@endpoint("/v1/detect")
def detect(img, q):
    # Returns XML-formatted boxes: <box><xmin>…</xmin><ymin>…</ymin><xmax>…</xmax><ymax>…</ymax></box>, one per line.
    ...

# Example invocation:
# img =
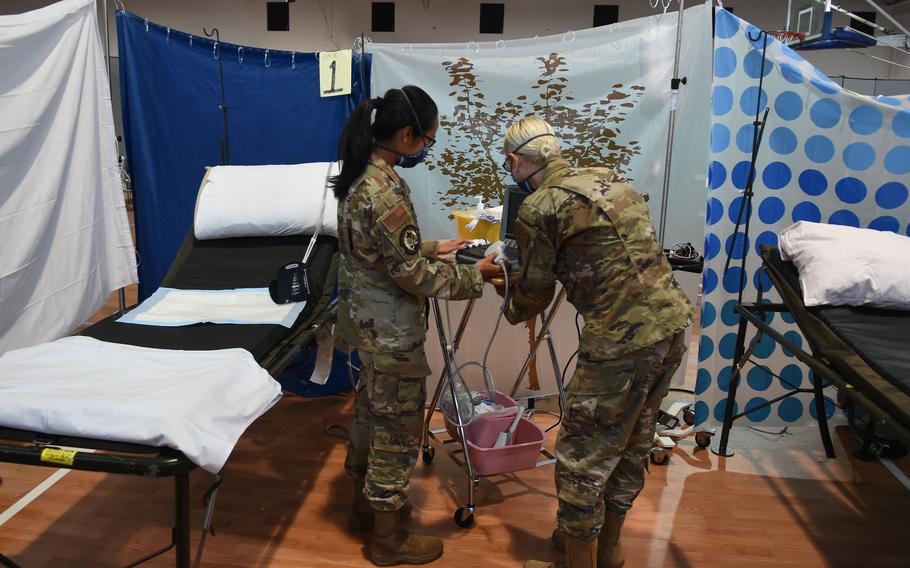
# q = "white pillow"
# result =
<box><xmin>779</xmin><ymin>221</ymin><xmax>910</xmax><ymax>309</ymax></box>
<box><xmin>194</xmin><ymin>162</ymin><xmax>339</xmax><ymax>240</ymax></box>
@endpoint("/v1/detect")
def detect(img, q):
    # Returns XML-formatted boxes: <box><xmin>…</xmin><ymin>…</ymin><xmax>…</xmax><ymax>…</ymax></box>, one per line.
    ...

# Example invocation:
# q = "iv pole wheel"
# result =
<box><xmin>683</xmin><ymin>407</ymin><xmax>696</xmax><ymax>426</ymax></box>
<box><xmin>454</xmin><ymin>506</ymin><xmax>475</xmax><ymax>528</ymax></box>
<box><xmin>421</xmin><ymin>445</ymin><xmax>435</xmax><ymax>465</ymax></box>
<box><xmin>649</xmin><ymin>447</ymin><xmax>670</xmax><ymax>466</ymax></box>
<box><xmin>695</xmin><ymin>431</ymin><xmax>712</xmax><ymax>448</ymax></box>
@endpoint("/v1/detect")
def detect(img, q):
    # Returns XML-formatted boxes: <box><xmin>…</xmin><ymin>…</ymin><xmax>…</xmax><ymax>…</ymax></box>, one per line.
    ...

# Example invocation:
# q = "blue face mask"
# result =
<box><xmin>398</xmin><ymin>147</ymin><xmax>429</xmax><ymax>168</ymax></box>
<box><xmin>512</xmin><ymin>164</ymin><xmax>547</xmax><ymax>193</ymax></box>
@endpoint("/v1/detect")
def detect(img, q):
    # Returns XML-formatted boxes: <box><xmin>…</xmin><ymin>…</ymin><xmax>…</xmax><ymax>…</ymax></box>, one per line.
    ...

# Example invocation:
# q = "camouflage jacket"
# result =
<box><xmin>337</xmin><ymin>154</ymin><xmax>485</xmax><ymax>355</ymax></box>
<box><xmin>505</xmin><ymin>159</ymin><xmax>692</xmax><ymax>360</ymax></box>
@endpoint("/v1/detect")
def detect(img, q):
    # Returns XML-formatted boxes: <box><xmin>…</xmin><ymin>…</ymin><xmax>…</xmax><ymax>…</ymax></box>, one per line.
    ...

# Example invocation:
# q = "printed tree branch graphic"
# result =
<box><xmin>425</xmin><ymin>52</ymin><xmax>645</xmax><ymax>209</ymax></box>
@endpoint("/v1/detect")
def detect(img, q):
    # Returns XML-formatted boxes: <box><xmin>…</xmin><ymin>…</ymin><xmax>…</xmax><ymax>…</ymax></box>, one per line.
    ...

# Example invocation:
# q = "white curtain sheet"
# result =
<box><xmin>0</xmin><ymin>0</ymin><xmax>137</xmax><ymax>354</ymax></box>
<box><xmin>371</xmin><ymin>4</ymin><xmax>712</xmax><ymax>396</ymax></box>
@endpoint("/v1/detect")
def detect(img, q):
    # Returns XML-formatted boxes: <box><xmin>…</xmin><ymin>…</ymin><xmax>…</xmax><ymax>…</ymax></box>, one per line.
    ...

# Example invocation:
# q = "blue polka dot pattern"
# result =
<box><xmin>835</xmin><ymin>177</ymin><xmax>867</xmax><ymax>204</ymax></box>
<box><xmin>875</xmin><ymin>182</ymin><xmax>908</xmax><ymax>209</ymax></box>
<box><xmin>703</xmin><ymin>268</ymin><xmax>718</xmax><ymax>295</ymax></box>
<box><xmin>777</xmin><ymin>398</ymin><xmax>803</xmax><ymax>422</ymax></box>
<box><xmin>810</xmin><ymin>99</ymin><xmax>841</xmax><ymax>129</ymax></box>
<box><xmin>804</xmin><ymin>135</ymin><xmax>835</xmax><ymax>163</ymax></box>
<box><xmin>740</xmin><ymin>86</ymin><xmax>768</xmax><ymax>116</ymax></box>
<box><xmin>798</xmin><ymin>169</ymin><xmax>827</xmax><ymax>196</ymax></box>
<box><xmin>791</xmin><ymin>202</ymin><xmax>821</xmax><ymax>223</ymax></box>
<box><xmin>698</xmin><ymin>335</ymin><xmax>714</xmax><ymax>362</ymax></box>
<box><xmin>731</xmin><ymin>161</ymin><xmax>755</xmax><ymax>189</ymax></box>
<box><xmin>754</xmin><ymin>269</ymin><xmax>772</xmax><ymax>292</ymax></box>
<box><xmin>709</xmin><ymin>161</ymin><xmax>727</xmax><ymax>190</ymax></box>
<box><xmin>705</xmin><ymin>233</ymin><xmax>721</xmax><ymax>260</ymax></box>
<box><xmin>848</xmin><ymin>105</ymin><xmax>883</xmax><ymax>135</ymax></box>
<box><xmin>695</xmin><ymin>369</ymin><xmax>712</xmax><ymax>395</ymax></box>
<box><xmin>780</xmin><ymin>364</ymin><xmax>803</xmax><ymax>389</ymax></box>
<box><xmin>754</xmin><ymin>231</ymin><xmax>778</xmax><ymax>256</ymax></box>
<box><xmin>779</xmin><ymin>62</ymin><xmax>804</xmax><ymax>83</ymax></box>
<box><xmin>762</xmin><ymin>162</ymin><xmax>791</xmax><ymax>189</ymax></box>
<box><xmin>769</xmin><ymin>127</ymin><xmax>797</xmax><ymax>155</ymax></box>
<box><xmin>721</xmin><ymin>300</ymin><xmax>740</xmax><ymax>327</ymax></box>
<box><xmin>884</xmin><ymin>146</ymin><xmax>910</xmax><ymax>175</ymax></box>
<box><xmin>782</xmin><ymin>331</ymin><xmax>803</xmax><ymax>357</ymax></box>
<box><xmin>877</xmin><ymin>97</ymin><xmax>901</xmax><ymax>106</ymax></box>
<box><xmin>842</xmin><ymin>142</ymin><xmax>876</xmax><ymax>171</ymax></box>
<box><xmin>727</xmin><ymin>196</ymin><xmax>749</xmax><ymax>224</ymax></box>
<box><xmin>747</xmin><ymin>367</ymin><xmax>772</xmax><ymax>391</ymax></box>
<box><xmin>745</xmin><ymin>397</ymin><xmax>772</xmax><ymax>423</ymax></box>
<box><xmin>713</xmin><ymin>85</ymin><xmax>734</xmax><ymax>116</ymax></box>
<box><xmin>781</xmin><ymin>311</ymin><xmax>795</xmax><ymax>324</ymax></box>
<box><xmin>744</xmin><ymin>49</ymin><xmax>773</xmax><ymax>78</ymax></box>
<box><xmin>707</xmin><ymin>197</ymin><xmax>724</xmax><ymax>225</ymax></box>
<box><xmin>869</xmin><ymin>216</ymin><xmax>899</xmax><ymax>232</ymax></box>
<box><xmin>719</xmin><ymin>333</ymin><xmax>738</xmax><ymax>360</ymax></box>
<box><xmin>717</xmin><ymin>367</ymin><xmax>733</xmax><ymax>391</ymax></box>
<box><xmin>752</xmin><ymin>333</ymin><xmax>776</xmax><ymax>359</ymax></box>
<box><xmin>723</xmin><ymin>266</ymin><xmax>746</xmax><ymax>293</ymax></box>
<box><xmin>714</xmin><ymin>399</ymin><xmax>739</xmax><ymax>423</ymax></box>
<box><xmin>694</xmin><ymin>398</ymin><xmax>713</xmax><ymax>424</ymax></box>
<box><xmin>715</xmin><ymin>47</ymin><xmax>737</xmax><ymax>78</ymax></box>
<box><xmin>736</xmin><ymin>124</ymin><xmax>758</xmax><ymax>153</ymax></box>
<box><xmin>725</xmin><ymin>232</ymin><xmax>750</xmax><ymax>260</ymax></box>
<box><xmin>715</xmin><ymin>9</ymin><xmax>739</xmax><ymax>39</ymax></box>
<box><xmin>701</xmin><ymin>301</ymin><xmax>717</xmax><ymax>328</ymax></box>
<box><xmin>810</xmin><ymin>74</ymin><xmax>840</xmax><ymax>95</ymax></box>
<box><xmin>808</xmin><ymin>396</ymin><xmax>836</xmax><ymax>420</ymax></box>
<box><xmin>892</xmin><ymin>110</ymin><xmax>910</xmax><ymax>138</ymax></box>
<box><xmin>758</xmin><ymin>197</ymin><xmax>785</xmax><ymax>224</ymax></box>
<box><xmin>829</xmin><ymin>209</ymin><xmax>860</xmax><ymax>227</ymax></box>
<box><xmin>711</xmin><ymin>124</ymin><xmax>731</xmax><ymax>153</ymax></box>
<box><xmin>774</xmin><ymin>91</ymin><xmax>803</xmax><ymax>121</ymax></box>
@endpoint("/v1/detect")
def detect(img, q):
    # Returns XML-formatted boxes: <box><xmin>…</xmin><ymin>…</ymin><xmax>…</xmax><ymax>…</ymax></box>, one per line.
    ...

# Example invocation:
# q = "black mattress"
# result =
<box><xmin>82</xmin><ymin>234</ymin><xmax>338</xmax><ymax>362</ymax></box>
<box><xmin>769</xmin><ymin>250</ymin><xmax>910</xmax><ymax>397</ymax></box>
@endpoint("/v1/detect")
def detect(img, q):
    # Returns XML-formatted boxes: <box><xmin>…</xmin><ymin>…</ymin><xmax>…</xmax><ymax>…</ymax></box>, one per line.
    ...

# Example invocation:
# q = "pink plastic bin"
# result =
<box><xmin>443</xmin><ymin>391</ymin><xmax>517</xmax><ymax>441</ymax></box>
<box><xmin>462</xmin><ymin>413</ymin><xmax>546</xmax><ymax>477</ymax></box>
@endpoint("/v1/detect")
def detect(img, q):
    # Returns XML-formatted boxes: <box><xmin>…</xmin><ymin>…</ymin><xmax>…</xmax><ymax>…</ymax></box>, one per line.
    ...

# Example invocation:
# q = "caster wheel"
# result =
<box><xmin>422</xmin><ymin>446</ymin><xmax>435</xmax><ymax>465</ymax></box>
<box><xmin>695</xmin><ymin>431</ymin><xmax>712</xmax><ymax>448</ymax></box>
<box><xmin>454</xmin><ymin>507</ymin><xmax>475</xmax><ymax>528</ymax></box>
<box><xmin>683</xmin><ymin>407</ymin><xmax>696</xmax><ymax>426</ymax></box>
<box><xmin>649</xmin><ymin>448</ymin><xmax>669</xmax><ymax>466</ymax></box>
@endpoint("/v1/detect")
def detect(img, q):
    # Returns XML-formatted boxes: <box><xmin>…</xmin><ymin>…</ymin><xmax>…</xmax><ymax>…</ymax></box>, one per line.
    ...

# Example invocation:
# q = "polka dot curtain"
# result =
<box><xmin>697</xmin><ymin>9</ymin><xmax>910</xmax><ymax>428</ymax></box>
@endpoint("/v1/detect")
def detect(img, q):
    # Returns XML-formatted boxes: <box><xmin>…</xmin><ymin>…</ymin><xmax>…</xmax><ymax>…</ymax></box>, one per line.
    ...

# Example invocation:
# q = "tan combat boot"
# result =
<box><xmin>370</xmin><ymin>509</ymin><xmax>443</xmax><ymax>566</ymax></box>
<box><xmin>597</xmin><ymin>511</ymin><xmax>626</xmax><ymax>568</ymax></box>
<box><xmin>524</xmin><ymin>533</ymin><xmax>596</xmax><ymax>568</ymax></box>
<box><xmin>350</xmin><ymin>477</ymin><xmax>412</xmax><ymax>532</ymax></box>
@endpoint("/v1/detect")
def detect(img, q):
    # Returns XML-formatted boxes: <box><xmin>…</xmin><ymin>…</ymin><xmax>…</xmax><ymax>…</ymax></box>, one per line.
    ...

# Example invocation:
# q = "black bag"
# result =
<box><xmin>269</xmin><ymin>262</ymin><xmax>311</xmax><ymax>304</ymax></box>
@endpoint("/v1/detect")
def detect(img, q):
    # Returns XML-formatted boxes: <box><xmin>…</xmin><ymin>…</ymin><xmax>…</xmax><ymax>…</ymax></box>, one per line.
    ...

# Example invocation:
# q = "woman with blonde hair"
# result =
<box><xmin>500</xmin><ymin>117</ymin><xmax>693</xmax><ymax>568</ymax></box>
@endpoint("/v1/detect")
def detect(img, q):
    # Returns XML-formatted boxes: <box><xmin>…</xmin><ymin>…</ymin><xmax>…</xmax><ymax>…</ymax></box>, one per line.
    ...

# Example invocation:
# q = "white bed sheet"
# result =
<box><xmin>0</xmin><ymin>336</ymin><xmax>282</xmax><ymax>473</ymax></box>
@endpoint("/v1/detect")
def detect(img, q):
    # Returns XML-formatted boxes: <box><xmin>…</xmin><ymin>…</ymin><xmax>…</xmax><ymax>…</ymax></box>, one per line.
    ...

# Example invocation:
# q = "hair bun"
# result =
<box><xmin>372</xmin><ymin>97</ymin><xmax>383</xmax><ymax>110</ymax></box>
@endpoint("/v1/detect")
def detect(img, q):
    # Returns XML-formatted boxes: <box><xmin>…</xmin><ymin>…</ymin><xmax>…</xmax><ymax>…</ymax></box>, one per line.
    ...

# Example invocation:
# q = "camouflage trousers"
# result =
<box><xmin>344</xmin><ymin>349</ymin><xmax>431</xmax><ymax>511</ymax></box>
<box><xmin>556</xmin><ymin>331</ymin><xmax>687</xmax><ymax>541</ymax></box>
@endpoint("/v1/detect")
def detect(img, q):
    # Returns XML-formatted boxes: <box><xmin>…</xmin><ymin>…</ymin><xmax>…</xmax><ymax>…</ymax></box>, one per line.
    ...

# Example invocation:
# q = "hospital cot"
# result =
<box><xmin>0</xmin><ymin>230</ymin><xmax>339</xmax><ymax>568</ymax></box>
<box><xmin>715</xmin><ymin>246</ymin><xmax>910</xmax><ymax>458</ymax></box>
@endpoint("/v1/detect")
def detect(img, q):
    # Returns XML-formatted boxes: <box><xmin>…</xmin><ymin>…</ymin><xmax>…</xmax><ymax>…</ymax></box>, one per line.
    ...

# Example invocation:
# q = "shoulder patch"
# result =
<box><xmin>399</xmin><ymin>225</ymin><xmax>421</xmax><ymax>255</ymax></box>
<box><xmin>380</xmin><ymin>203</ymin><xmax>410</xmax><ymax>233</ymax></box>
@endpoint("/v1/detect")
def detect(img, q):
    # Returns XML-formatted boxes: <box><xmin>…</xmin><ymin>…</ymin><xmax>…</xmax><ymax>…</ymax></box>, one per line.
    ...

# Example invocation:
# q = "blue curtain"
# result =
<box><xmin>117</xmin><ymin>11</ymin><xmax>371</xmax><ymax>298</ymax></box>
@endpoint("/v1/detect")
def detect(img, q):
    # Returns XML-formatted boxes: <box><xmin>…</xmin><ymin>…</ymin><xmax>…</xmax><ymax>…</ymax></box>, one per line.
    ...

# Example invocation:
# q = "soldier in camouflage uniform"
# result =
<box><xmin>498</xmin><ymin>118</ymin><xmax>693</xmax><ymax>568</ymax></box>
<box><xmin>331</xmin><ymin>86</ymin><xmax>500</xmax><ymax>566</ymax></box>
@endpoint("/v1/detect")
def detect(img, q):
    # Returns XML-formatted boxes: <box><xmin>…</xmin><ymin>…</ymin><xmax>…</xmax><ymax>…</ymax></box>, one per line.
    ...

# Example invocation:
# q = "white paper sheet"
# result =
<box><xmin>117</xmin><ymin>288</ymin><xmax>306</xmax><ymax>328</ymax></box>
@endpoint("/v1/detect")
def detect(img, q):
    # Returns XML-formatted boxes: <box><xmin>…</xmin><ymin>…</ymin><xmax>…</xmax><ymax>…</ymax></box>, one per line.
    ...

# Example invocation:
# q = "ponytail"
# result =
<box><xmin>330</xmin><ymin>86</ymin><xmax>438</xmax><ymax>200</ymax></box>
<box><xmin>330</xmin><ymin>97</ymin><xmax>381</xmax><ymax>200</ymax></box>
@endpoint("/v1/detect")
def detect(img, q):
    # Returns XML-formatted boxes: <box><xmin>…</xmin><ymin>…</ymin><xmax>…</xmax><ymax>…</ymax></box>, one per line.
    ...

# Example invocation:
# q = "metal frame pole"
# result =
<box><xmin>657</xmin><ymin>0</ymin><xmax>686</xmax><ymax>248</ymax></box>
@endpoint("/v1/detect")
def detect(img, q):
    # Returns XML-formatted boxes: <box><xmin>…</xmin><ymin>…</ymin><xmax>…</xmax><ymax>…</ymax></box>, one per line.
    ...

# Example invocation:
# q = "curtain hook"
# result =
<box><xmin>291</xmin><ymin>52</ymin><xmax>296</xmax><ymax>70</ymax></box>
<box><xmin>144</xmin><ymin>18</ymin><xmax>148</xmax><ymax>32</ymax></box>
<box><xmin>238</xmin><ymin>46</ymin><xmax>244</xmax><ymax>64</ymax></box>
<box><xmin>166</xmin><ymin>27</ymin><xmax>170</xmax><ymax>43</ymax></box>
<box><xmin>213</xmin><ymin>41</ymin><xmax>219</xmax><ymax>60</ymax></box>
<box><xmin>189</xmin><ymin>35</ymin><xmax>193</xmax><ymax>46</ymax></box>
<box><xmin>264</xmin><ymin>49</ymin><xmax>271</xmax><ymax>68</ymax></box>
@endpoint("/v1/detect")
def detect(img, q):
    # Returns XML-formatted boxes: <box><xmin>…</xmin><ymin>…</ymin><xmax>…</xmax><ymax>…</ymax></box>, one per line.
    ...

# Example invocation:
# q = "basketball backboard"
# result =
<box><xmin>786</xmin><ymin>0</ymin><xmax>831</xmax><ymax>40</ymax></box>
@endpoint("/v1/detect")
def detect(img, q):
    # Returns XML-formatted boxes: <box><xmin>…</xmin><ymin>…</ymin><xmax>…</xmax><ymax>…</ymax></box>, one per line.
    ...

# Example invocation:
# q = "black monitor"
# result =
<box><xmin>500</xmin><ymin>185</ymin><xmax>528</xmax><ymax>240</ymax></box>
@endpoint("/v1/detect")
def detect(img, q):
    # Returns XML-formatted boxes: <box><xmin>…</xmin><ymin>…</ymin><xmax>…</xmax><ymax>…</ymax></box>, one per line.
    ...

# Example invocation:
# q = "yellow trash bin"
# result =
<box><xmin>453</xmin><ymin>211</ymin><xmax>501</xmax><ymax>242</ymax></box>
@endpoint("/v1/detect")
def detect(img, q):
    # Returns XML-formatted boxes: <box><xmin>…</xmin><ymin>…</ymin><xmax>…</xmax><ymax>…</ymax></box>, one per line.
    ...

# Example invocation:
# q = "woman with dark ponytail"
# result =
<box><xmin>334</xmin><ymin>86</ymin><xmax>499</xmax><ymax>566</ymax></box>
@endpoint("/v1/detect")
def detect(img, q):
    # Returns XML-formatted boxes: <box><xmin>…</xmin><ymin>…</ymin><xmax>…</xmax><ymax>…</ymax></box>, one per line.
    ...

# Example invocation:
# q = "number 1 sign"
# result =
<box><xmin>319</xmin><ymin>49</ymin><xmax>352</xmax><ymax>97</ymax></box>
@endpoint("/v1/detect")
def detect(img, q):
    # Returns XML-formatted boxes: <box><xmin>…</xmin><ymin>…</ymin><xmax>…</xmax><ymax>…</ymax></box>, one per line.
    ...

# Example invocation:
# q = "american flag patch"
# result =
<box><xmin>381</xmin><ymin>204</ymin><xmax>410</xmax><ymax>233</ymax></box>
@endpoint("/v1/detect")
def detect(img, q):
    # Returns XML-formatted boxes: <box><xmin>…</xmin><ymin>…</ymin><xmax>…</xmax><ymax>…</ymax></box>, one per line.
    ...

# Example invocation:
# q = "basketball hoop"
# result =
<box><xmin>769</xmin><ymin>30</ymin><xmax>806</xmax><ymax>46</ymax></box>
